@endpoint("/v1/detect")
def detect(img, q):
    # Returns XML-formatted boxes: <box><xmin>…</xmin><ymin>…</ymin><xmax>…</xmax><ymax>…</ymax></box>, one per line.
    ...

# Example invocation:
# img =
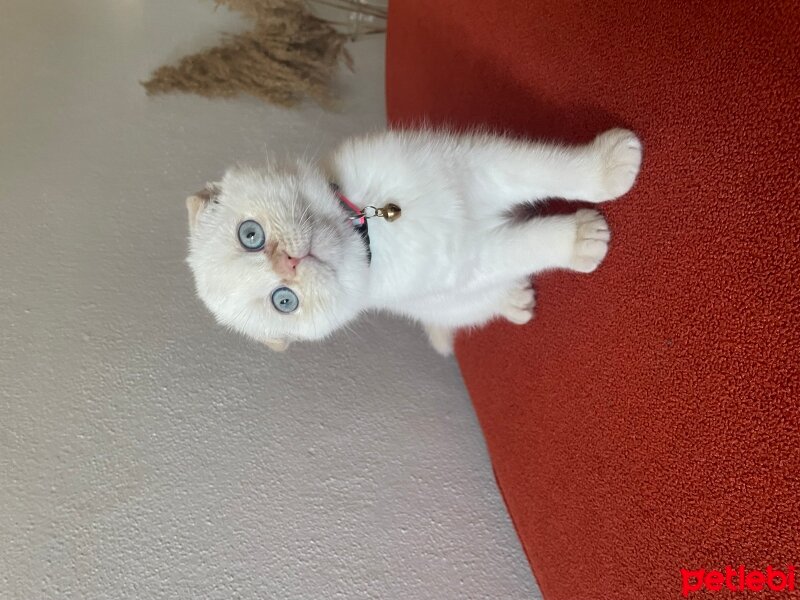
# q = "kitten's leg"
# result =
<box><xmin>464</xmin><ymin>128</ymin><xmax>642</xmax><ymax>207</ymax></box>
<box><xmin>482</xmin><ymin>209</ymin><xmax>611</xmax><ymax>277</ymax></box>
<box><xmin>424</xmin><ymin>325</ymin><xmax>456</xmax><ymax>356</ymax></box>
<box><xmin>500</xmin><ymin>280</ymin><xmax>536</xmax><ymax>324</ymax></box>
<box><xmin>422</xmin><ymin>281</ymin><xmax>535</xmax><ymax>355</ymax></box>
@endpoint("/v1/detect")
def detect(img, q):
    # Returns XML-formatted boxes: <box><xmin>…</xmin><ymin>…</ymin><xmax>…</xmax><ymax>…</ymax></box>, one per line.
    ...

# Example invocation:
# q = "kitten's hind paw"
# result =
<box><xmin>570</xmin><ymin>209</ymin><xmax>611</xmax><ymax>273</ymax></box>
<box><xmin>501</xmin><ymin>281</ymin><xmax>536</xmax><ymax>325</ymax></box>
<box><xmin>593</xmin><ymin>128</ymin><xmax>642</xmax><ymax>201</ymax></box>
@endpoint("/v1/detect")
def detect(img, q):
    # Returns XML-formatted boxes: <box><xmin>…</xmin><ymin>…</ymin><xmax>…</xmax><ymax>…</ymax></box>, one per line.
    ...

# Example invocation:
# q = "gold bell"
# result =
<box><xmin>380</xmin><ymin>202</ymin><xmax>402</xmax><ymax>222</ymax></box>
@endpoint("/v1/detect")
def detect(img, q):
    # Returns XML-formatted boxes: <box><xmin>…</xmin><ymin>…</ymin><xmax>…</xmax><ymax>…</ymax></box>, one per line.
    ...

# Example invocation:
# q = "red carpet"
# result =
<box><xmin>387</xmin><ymin>2</ymin><xmax>799</xmax><ymax>599</ymax></box>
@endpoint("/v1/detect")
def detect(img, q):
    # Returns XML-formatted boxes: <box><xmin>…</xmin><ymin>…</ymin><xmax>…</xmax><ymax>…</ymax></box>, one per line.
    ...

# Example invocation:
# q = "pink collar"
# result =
<box><xmin>330</xmin><ymin>182</ymin><xmax>371</xmax><ymax>263</ymax></box>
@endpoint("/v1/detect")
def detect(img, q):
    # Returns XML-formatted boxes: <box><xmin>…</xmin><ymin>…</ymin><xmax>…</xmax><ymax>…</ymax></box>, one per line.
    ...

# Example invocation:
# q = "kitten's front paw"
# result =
<box><xmin>425</xmin><ymin>325</ymin><xmax>455</xmax><ymax>356</ymax></box>
<box><xmin>593</xmin><ymin>128</ymin><xmax>642</xmax><ymax>201</ymax></box>
<box><xmin>570</xmin><ymin>209</ymin><xmax>610</xmax><ymax>273</ymax></box>
<box><xmin>501</xmin><ymin>281</ymin><xmax>536</xmax><ymax>325</ymax></box>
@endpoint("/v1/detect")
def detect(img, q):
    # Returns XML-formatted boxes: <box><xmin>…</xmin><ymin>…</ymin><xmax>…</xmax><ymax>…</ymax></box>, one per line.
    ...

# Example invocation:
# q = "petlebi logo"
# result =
<box><xmin>681</xmin><ymin>565</ymin><xmax>796</xmax><ymax>597</ymax></box>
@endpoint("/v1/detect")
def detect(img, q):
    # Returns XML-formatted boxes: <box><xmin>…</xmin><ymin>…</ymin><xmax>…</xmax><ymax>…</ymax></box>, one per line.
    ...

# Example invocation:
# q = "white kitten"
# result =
<box><xmin>186</xmin><ymin>128</ymin><xmax>642</xmax><ymax>355</ymax></box>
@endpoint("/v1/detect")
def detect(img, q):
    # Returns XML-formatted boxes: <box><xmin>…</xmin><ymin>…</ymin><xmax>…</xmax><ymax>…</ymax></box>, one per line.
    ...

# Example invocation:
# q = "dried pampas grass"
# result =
<box><xmin>142</xmin><ymin>0</ymin><xmax>386</xmax><ymax>108</ymax></box>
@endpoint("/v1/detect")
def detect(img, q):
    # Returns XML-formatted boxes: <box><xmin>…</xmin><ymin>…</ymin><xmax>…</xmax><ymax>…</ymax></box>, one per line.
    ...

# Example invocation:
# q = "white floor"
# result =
<box><xmin>0</xmin><ymin>2</ymin><xmax>541</xmax><ymax>599</ymax></box>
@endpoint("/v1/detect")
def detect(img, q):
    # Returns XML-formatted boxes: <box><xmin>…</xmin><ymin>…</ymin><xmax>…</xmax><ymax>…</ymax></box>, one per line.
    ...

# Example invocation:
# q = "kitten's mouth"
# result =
<box><xmin>298</xmin><ymin>251</ymin><xmax>334</xmax><ymax>276</ymax></box>
<box><xmin>301</xmin><ymin>251</ymin><xmax>321</xmax><ymax>266</ymax></box>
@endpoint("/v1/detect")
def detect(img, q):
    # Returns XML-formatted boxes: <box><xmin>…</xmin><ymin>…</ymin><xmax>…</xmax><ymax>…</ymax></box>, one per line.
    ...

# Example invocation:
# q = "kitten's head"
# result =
<box><xmin>186</xmin><ymin>163</ymin><xmax>369</xmax><ymax>351</ymax></box>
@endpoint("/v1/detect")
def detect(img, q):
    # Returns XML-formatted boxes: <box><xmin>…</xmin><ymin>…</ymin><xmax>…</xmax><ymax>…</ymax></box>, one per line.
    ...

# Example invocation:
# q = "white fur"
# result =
<box><xmin>186</xmin><ymin>128</ymin><xmax>642</xmax><ymax>355</ymax></box>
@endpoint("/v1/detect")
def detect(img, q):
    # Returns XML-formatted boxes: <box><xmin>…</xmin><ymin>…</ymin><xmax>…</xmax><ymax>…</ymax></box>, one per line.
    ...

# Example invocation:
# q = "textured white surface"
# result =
<box><xmin>0</xmin><ymin>1</ymin><xmax>541</xmax><ymax>599</ymax></box>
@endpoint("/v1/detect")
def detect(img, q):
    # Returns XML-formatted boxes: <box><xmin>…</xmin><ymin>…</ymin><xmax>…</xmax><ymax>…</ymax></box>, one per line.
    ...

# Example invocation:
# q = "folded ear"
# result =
<box><xmin>263</xmin><ymin>338</ymin><xmax>290</xmax><ymax>352</ymax></box>
<box><xmin>186</xmin><ymin>183</ymin><xmax>220</xmax><ymax>232</ymax></box>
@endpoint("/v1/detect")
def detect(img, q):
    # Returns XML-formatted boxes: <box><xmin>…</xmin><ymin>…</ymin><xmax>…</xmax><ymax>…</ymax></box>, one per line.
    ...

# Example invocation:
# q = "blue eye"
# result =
<box><xmin>238</xmin><ymin>220</ymin><xmax>265</xmax><ymax>250</ymax></box>
<box><xmin>271</xmin><ymin>287</ymin><xmax>299</xmax><ymax>314</ymax></box>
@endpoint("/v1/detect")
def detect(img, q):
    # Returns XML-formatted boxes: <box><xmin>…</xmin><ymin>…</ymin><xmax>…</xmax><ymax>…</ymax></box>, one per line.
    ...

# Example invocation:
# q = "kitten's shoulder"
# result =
<box><xmin>330</xmin><ymin>128</ymin><xmax>464</xmax><ymax>171</ymax></box>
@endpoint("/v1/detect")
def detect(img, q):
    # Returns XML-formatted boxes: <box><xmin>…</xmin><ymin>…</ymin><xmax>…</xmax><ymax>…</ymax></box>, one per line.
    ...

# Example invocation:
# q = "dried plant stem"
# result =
<box><xmin>307</xmin><ymin>0</ymin><xmax>387</xmax><ymax>20</ymax></box>
<box><xmin>142</xmin><ymin>0</ymin><xmax>380</xmax><ymax>109</ymax></box>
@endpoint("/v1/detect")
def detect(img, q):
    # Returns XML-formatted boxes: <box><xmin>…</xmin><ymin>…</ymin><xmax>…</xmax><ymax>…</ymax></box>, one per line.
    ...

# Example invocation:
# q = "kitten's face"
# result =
<box><xmin>186</xmin><ymin>165</ymin><xmax>369</xmax><ymax>350</ymax></box>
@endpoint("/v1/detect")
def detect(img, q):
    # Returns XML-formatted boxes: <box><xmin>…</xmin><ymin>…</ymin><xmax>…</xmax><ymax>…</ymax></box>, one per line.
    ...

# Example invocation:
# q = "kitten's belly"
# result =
<box><xmin>383</xmin><ymin>282</ymin><xmax>512</xmax><ymax>327</ymax></box>
<box><xmin>371</xmin><ymin>264</ymin><xmax>513</xmax><ymax>326</ymax></box>
<box><xmin>367</xmin><ymin>239</ymin><xmax>481</xmax><ymax>306</ymax></box>
<box><xmin>365</xmin><ymin>209</ymin><xmax>506</xmax><ymax>323</ymax></box>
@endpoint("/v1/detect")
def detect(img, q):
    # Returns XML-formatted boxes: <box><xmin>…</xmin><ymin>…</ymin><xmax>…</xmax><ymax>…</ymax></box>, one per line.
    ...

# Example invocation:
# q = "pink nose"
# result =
<box><xmin>273</xmin><ymin>251</ymin><xmax>303</xmax><ymax>278</ymax></box>
<box><xmin>286</xmin><ymin>256</ymin><xmax>300</xmax><ymax>270</ymax></box>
